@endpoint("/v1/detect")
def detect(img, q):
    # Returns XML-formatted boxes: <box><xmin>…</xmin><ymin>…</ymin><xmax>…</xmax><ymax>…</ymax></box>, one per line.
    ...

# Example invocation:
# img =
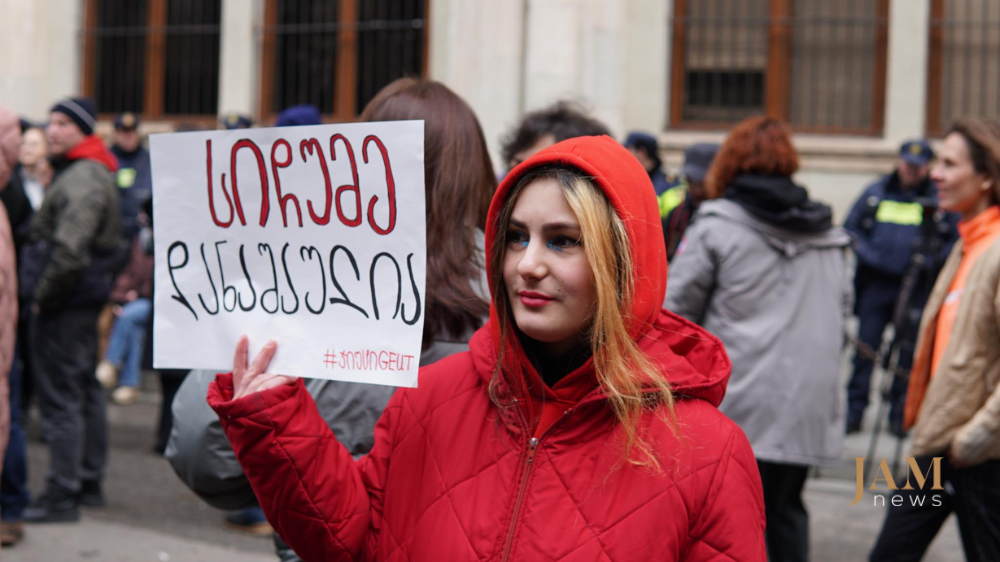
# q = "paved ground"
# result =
<box><xmin>6</xmin><ymin>375</ymin><xmax>275</xmax><ymax>562</ymax></box>
<box><xmin>3</xmin><ymin>373</ymin><xmax>967</xmax><ymax>561</ymax></box>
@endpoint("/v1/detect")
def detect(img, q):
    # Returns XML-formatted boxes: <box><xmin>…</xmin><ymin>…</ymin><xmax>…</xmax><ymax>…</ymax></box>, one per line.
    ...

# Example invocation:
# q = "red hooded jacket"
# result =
<box><xmin>208</xmin><ymin>136</ymin><xmax>766</xmax><ymax>561</ymax></box>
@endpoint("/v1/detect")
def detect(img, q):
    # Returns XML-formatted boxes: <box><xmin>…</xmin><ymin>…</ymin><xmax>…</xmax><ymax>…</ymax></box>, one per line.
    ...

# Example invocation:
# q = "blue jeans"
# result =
<box><xmin>1</xmin><ymin>347</ymin><xmax>30</xmax><ymax>521</ymax></box>
<box><xmin>104</xmin><ymin>299</ymin><xmax>152</xmax><ymax>388</ymax></box>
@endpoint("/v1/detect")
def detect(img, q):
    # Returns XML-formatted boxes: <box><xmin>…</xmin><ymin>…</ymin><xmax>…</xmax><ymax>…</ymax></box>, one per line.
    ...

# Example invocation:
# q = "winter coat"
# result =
<box><xmin>108</xmin><ymin>234</ymin><xmax>154</xmax><ymax>304</ymax></box>
<box><xmin>207</xmin><ymin>135</ymin><xmax>766</xmax><ymax>562</ymax></box>
<box><xmin>0</xmin><ymin>103</ymin><xmax>20</xmax><ymax>466</ymax></box>
<box><xmin>843</xmin><ymin>172</ymin><xmax>958</xmax><ymax>289</ymax></box>
<box><xmin>2</xmin><ymin>166</ymin><xmax>34</xmax><ymax>253</ymax></box>
<box><xmin>666</xmin><ymin>175</ymin><xmax>852</xmax><ymax>466</ymax></box>
<box><xmin>663</xmin><ymin>191</ymin><xmax>698</xmax><ymax>261</ymax></box>
<box><xmin>904</xmin><ymin>213</ymin><xmax>1000</xmax><ymax>465</ymax></box>
<box><xmin>21</xmin><ymin>136</ymin><xmax>123</xmax><ymax>311</ymax></box>
<box><xmin>110</xmin><ymin>144</ymin><xmax>152</xmax><ymax>240</ymax></box>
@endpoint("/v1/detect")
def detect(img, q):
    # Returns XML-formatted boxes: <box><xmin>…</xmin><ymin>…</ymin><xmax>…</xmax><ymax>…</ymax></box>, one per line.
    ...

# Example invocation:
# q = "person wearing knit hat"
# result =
<box><xmin>624</xmin><ymin>131</ymin><xmax>683</xmax><ymax>219</ymax></box>
<box><xmin>22</xmin><ymin>96</ymin><xmax>122</xmax><ymax>523</ymax></box>
<box><xmin>49</xmin><ymin>97</ymin><xmax>97</xmax><ymax>137</ymax></box>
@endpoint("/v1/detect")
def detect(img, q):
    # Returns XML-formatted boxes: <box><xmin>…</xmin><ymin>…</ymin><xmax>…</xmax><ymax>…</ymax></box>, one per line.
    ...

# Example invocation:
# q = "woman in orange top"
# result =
<box><xmin>871</xmin><ymin>119</ymin><xmax>1000</xmax><ymax>562</ymax></box>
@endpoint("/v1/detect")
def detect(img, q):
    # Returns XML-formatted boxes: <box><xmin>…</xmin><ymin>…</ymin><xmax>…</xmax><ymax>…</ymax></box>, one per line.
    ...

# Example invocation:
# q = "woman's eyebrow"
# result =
<box><xmin>509</xmin><ymin>218</ymin><xmax>581</xmax><ymax>232</ymax></box>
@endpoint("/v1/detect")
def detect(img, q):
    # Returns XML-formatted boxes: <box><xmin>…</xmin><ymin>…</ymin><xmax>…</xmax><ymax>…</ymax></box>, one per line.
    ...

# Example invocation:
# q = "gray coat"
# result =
<box><xmin>665</xmin><ymin>199</ymin><xmax>852</xmax><ymax>466</ymax></box>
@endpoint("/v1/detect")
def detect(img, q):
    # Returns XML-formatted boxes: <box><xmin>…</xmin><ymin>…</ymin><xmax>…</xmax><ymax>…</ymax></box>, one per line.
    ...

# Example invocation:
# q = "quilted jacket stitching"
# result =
<box><xmin>691</xmin><ymin>536</ymin><xmax>740</xmax><ymax>561</ymax></box>
<box><xmin>543</xmin><ymin>451</ymin><xmax>614</xmax><ymax>560</ymax></box>
<box><xmin>552</xmin><ymin>533</ymin><xmax>617</xmax><ymax>562</ymax></box>
<box><xmin>688</xmin><ymin>430</ymin><xmax>736</xmax><ymax>541</ymax></box>
<box><xmin>263</xmin><ymin>395</ymin><xmax>362</xmax><ymax>561</ymax></box>
<box><xmin>365</xmin><ymin>401</ymin><xmax>403</xmax><ymax>560</ymax></box>
<box><xmin>403</xmin><ymin>402</ymin><xmax>488</xmax><ymax>562</ymax></box>
<box><xmin>392</xmin><ymin>382</ymin><xmax>484</xmax><ymax>447</ymax></box>
<box><xmin>380</xmin><ymin>397</ymin><xmax>501</xmax><ymax>561</ymax></box>
<box><xmin>551</xmin><ymin>452</ymin><xmax>717</xmax><ymax>535</ymax></box>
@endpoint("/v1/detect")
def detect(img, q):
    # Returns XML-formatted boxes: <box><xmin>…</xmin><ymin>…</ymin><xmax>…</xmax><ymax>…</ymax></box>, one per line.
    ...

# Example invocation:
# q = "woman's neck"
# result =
<box><xmin>22</xmin><ymin>162</ymin><xmax>43</xmax><ymax>177</ymax></box>
<box><xmin>961</xmin><ymin>196</ymin><xmax>994</xmax><ymax>223</ymax></box>
<box><xmin>521</xmin><ymin>336</ymin><xmax>591</xmax><ymax>389</ymax></box>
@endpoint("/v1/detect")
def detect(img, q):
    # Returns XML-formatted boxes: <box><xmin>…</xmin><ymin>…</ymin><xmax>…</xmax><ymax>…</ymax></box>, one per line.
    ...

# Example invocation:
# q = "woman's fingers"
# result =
<box><xmin>257</xmin><ymin>375</ymin><xmax>295</xmax><ymax>393</ymax></box>
<box><xmin>232</xmin><ymin>340</ymin><xmax>279</xmax><ymax>399</ymax></box>
<box><xmin>233</xmin><ymin>335</ymin><xmax>249</xmax><ymax>391</ymax></box>
<box><xmin>245</xmin><ymin>372</ymin><xmax>295</xmax><ymax>395</ymax></box>
<box><xmin>249</xmin><ymin>340</ymin><xmax>278</xmax><ymax>377</ymax></box>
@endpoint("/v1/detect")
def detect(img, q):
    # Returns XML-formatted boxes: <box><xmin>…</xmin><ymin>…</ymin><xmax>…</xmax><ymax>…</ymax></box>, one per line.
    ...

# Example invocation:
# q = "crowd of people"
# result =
<box><xmin>0</xmin><ymin>78</ymin><xmax>997</xmax><ymax>562</ymax></box>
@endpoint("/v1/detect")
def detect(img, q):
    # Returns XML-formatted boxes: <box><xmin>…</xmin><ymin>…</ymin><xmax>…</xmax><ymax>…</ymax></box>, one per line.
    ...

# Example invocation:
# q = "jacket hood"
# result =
<box><xmin>725</xmin><ymin>174</ymin><xmax>832</xmax><ymax>232</ymax></box>
<box><xmin>64</xmin><ymin>135</ymin><xmax>119</xmax><ymax>173</ymax></box>
<box><xmin>479</xmin><ymin>135</ymin><xmax>731</xmax><ymax>415</ymax></box>
<box><xmin>700</xmin><ymin>198</ymin><xmax>851</xmax><ymax>258</ymax></box>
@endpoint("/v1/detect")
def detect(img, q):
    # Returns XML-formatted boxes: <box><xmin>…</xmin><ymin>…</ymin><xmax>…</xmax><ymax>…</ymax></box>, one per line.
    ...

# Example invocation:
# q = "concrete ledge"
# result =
<box><xmin>659</xmin><ymin>130</ymin><xmax>905</xmax><ymax>174</ymax></box>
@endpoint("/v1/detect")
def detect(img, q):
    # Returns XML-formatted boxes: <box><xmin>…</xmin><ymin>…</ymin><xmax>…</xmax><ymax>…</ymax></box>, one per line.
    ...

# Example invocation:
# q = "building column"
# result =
<box><xmin>217</xmin><ymin>0</ymin><xmax>257</xmax><ymax>120</ymax></box>
<box><xmin>884</xmin><ymin>0</ymin><xmax>932</xmax><ymax>143</ymax></box>
<box><xmin>620</xmin><ymin>0</ymin><xmax>668</xmax><ymax>136</ymax></box>
<box><xmin>0</xmin><ymin>0</ymin><xmax>80</xmax><ymax>120</ymax></box>
<box><xmin>428</xmin><ymin>0</ymin><xmax>525</xmax><ymax>170</ymax></box>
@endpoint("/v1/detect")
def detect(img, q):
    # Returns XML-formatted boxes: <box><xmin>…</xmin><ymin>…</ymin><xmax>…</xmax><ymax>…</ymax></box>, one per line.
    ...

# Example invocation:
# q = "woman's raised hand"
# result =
<box><xmin>232</xmin><ymin>335</ymin><xmax>295</xmax><ymax>399</ymax></box>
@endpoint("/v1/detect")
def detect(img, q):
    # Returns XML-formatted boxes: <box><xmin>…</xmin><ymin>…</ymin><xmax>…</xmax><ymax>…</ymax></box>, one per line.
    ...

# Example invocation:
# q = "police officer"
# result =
<box><xmin>843</xmin><ymin>140</ymin><xmax>958</xmax><ymax>435</ymax></box>
<box><xmin>221</xmin><ymin>112</ymin><xmax>253</xmax><ymax>130</ymax></box>
<box><xmin>109</xmin><ymin>112</ymin><xmax>151</xmax><ymax>241</ymax></box>
<box><xmin>623</xmin><ymin>131</ymin><xmax>683</xmax><ymax>218</ymax></box>
<box><xmin>663</xmin><ymin>143</ymin><xmax>718</xmax><ymax>261</ymax></box>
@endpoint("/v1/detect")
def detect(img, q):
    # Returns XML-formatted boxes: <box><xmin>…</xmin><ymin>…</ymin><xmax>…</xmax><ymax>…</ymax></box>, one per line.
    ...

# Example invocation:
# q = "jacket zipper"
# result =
<box><xmin>499</xmin><ymin>407</ymin><xmax>576</xmax><ymax>562</ymax></box>
<box><xmin>500</xmin><ymin>436</ymin><xmax>538</xmax><ymax>562</ymax></box>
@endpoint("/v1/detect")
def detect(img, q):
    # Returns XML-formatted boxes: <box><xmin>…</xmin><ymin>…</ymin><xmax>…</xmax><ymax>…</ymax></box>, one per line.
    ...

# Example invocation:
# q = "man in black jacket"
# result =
<box><xmin>22</xmin><ymin>97</ymin><xmax>122</xmax><ymax>523</ymax></box>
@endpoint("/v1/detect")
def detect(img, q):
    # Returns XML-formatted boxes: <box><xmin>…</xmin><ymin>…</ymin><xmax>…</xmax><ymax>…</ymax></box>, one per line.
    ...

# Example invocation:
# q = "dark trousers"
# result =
<box><xmin>870</xmin><ymin>455</ymin><xmax>1000</xmax><ymax>562</ymax></box>
<box><xmin>1</xmin><ymin>346</ymin><xmax>30</xmax><ymax>520</ymax></box>
<box><xmin>154</xmin><ymin>370</ymin><xmax>187</xmax><ymax>453</ymax></box>
<box><xmin>30</xmin><ymin>308</ymin><xmax>107</xmax><ymax>493</ymax></box>
<box><xmin>848</xmin><ymin>287</ymin><xmax>910</xmax><ymax>426</ymax></box>
<box><xmin>758</xmin><ymin>460</ymin><xmax>810</xmax><ymax>562</ymax></box>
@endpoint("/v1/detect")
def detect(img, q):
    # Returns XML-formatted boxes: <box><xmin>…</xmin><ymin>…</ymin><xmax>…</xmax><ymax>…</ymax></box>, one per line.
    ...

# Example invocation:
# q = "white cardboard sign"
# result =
<box><xmin>150</xmin><ymin>121</ymin><xmax>426</xmax><ymax>387</ymax></box>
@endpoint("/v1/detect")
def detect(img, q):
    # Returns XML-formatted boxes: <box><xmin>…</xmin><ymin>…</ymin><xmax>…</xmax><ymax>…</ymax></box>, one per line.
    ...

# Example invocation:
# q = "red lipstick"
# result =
<box><xmin>518</xmin><ymin>291</ymin><xmax>554</xmax><ymax>308</ymax></box>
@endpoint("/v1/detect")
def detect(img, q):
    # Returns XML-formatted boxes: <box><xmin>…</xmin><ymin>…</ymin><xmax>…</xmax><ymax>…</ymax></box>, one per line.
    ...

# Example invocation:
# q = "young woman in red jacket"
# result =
<box><xmin>209</xmin><ymin>135</ymin><xmax>766</xmax><ymax>561</ymax></box>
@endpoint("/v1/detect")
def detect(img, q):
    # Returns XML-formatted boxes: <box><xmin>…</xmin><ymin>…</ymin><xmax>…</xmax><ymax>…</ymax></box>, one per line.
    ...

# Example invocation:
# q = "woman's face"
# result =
<box><xmin>932</xmin><ymin>133</ymin><xmax>992</xmax><ymax>215</ymax></box>
<box><xmin>19</xmin><ymin>128</ymin><xmax>47</xmax><ymax>167</ymax></box>
<box><xmin>502</xmin><ymin>178</ymin><xmax>597</xmax><ymax>357</ymax></box>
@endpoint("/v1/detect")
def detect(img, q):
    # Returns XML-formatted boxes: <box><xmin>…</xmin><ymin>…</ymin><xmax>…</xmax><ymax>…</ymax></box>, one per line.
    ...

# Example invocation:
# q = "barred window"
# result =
<box><xmin>669</xmin><ymin>0</ymin><xmax>889</xmax><ymax>135</ymax></box>
<box><xmin>83</xmin><ymin>0</ymin><xmax>222</xmax><ymax>118</ymax></box>
<box><xmin>927</xmin><ymin>0</ymin><xmax>1000</xmax><ymax>135</ymax></box>
<box><xmin>260</xmin><ymin>0</ymin><xmax>426</xmax><ymax>122</ymax></box>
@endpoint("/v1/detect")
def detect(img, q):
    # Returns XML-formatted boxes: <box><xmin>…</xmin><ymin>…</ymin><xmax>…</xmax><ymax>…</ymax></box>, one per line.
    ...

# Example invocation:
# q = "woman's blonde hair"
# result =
<box><xmin>489</xmin><ymin>165</ymin><xmax>676</xmax><ymax>470</ymax></box>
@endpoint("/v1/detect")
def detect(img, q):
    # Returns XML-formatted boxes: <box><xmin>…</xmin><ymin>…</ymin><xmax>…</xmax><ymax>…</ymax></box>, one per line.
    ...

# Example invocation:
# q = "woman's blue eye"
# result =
<box><xmin>547</xmin><ymin>235</ymin><xmax>580</xmax><ymax>252</ymax></box>
<box><xmin>507</xmin><ymin>231</ymin><xmax>529</xmax><ymax>247</ymax></box>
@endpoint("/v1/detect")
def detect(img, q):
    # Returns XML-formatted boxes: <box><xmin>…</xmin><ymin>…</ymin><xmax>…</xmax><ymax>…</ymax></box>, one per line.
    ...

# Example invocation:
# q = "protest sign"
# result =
<box><xmin>150</xmin><ymin>121</ymin><xmax>426</xmax><ymax>387</ymax></box>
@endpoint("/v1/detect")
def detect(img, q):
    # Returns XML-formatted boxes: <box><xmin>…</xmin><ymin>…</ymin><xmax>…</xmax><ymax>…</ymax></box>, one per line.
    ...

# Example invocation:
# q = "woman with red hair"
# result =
<box><xmin>666</xmin><ymin>116</ymin><xmax>852</xmax><ymax>562</ymax></box>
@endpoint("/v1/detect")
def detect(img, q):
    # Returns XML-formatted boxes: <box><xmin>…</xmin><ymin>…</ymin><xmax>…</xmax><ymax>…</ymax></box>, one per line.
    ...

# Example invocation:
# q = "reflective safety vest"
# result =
<box><xmin>875</xmin><ymin>199</ymin><xmax>923</xmax><ymax>226</ymax></box>
<box><xmin>658</xmin><ymin>184</ymin><xmax>686</xmax><ymax>219</ymax></box>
